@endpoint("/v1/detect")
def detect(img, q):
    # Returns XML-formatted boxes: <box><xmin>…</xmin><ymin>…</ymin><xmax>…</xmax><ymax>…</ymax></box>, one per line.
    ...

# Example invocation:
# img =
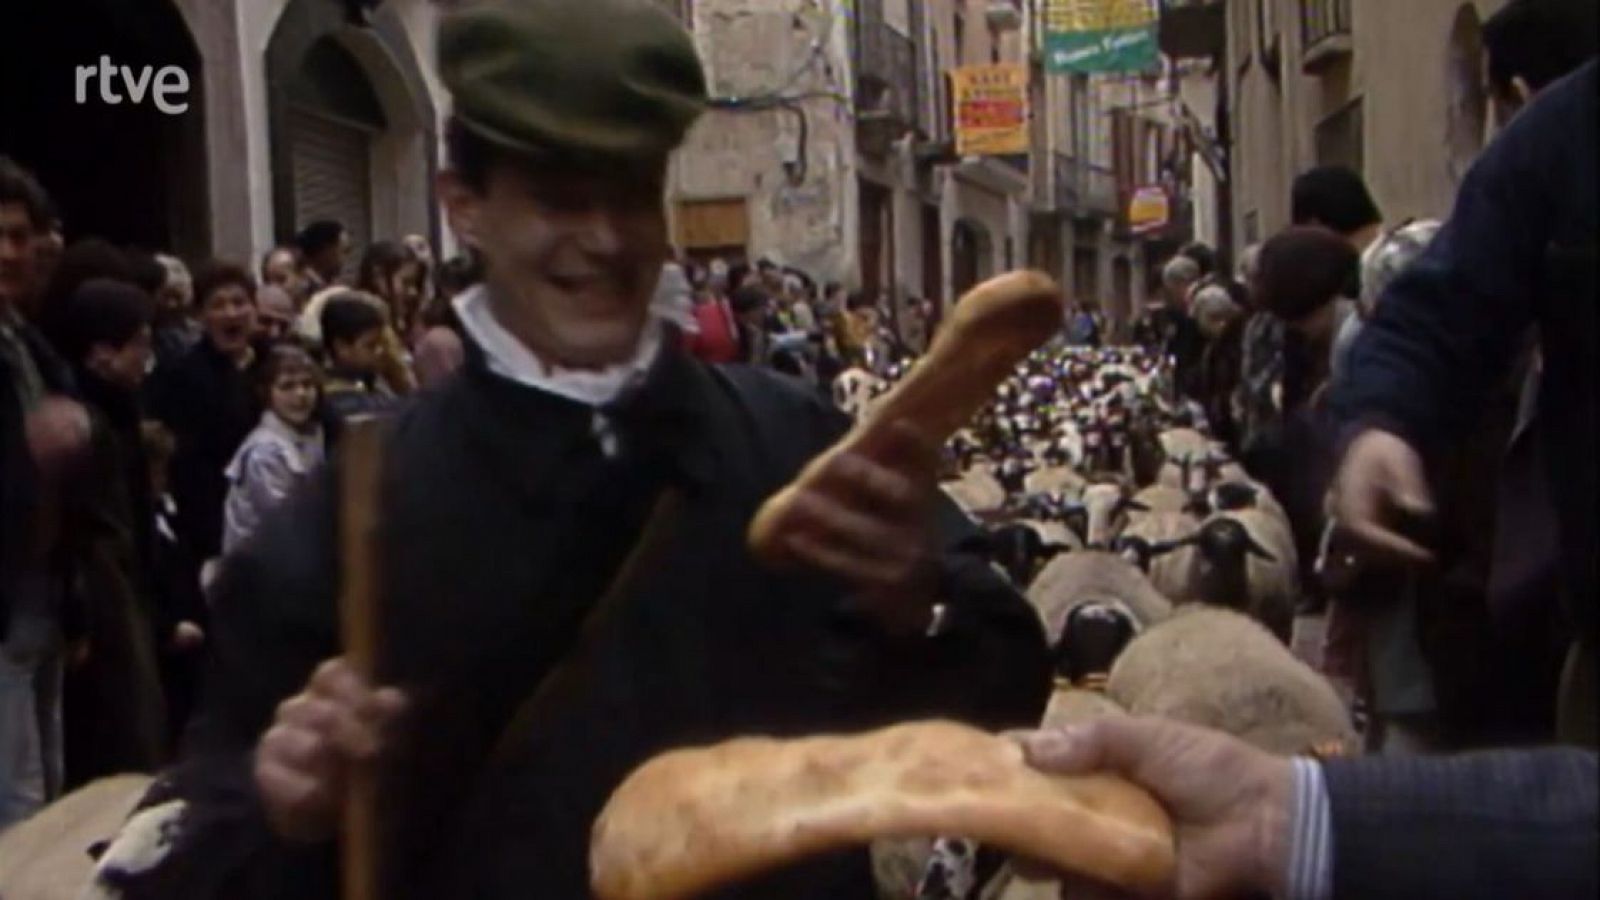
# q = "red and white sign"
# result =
<box><xmin>1127</xmin><ymin>185</ymin><xmax>1170</xmax><ymax>235</ymax></box>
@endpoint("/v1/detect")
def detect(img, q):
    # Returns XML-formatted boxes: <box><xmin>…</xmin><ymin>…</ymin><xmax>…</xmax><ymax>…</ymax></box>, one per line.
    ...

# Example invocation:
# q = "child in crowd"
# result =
<box><xmin>319</xmin><ymin>292</ymin><xmax>401</xmax><ymax>446</ymax></box>
<box><xmin>221</xmin><ymin>344</ymin><xmax>325</xmax><ymax>555</ymax></box>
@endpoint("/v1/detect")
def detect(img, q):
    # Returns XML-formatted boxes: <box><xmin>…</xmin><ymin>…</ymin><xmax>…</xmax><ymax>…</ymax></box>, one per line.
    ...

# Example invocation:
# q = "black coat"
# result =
<box><xmin>108</xmin><ymin>342</ymin><xmax>1051</xmax><ymax>899</ymax></box>
<box><xmin>0</xmin><ymin>319</ymin><xmax>74</xmax><ymax>641</ymax></box>
<box><xmin>1329</xmin><ymin>61</ymin><xmax>1597</xmax><ymax>632</ymax></box>
<box><xmin>144</xmin><ymin>338</ymin><xmax>261</xmax><ymax>562</ymax></box>
<box><xmin>60</xmin><ymin>370</ymin><xmax>168</xmax><ymax>785</ymax></box>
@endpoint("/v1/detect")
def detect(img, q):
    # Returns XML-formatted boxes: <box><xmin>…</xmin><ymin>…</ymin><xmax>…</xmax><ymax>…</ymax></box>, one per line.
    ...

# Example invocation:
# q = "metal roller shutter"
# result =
<box><xmin>289</xmin><ymin>107</ymin><xmax>372</xmax><ymax>280</ymax></box>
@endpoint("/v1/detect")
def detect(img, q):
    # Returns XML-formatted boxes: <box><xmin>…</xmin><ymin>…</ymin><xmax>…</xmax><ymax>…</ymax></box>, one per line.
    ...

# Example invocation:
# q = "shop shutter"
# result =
<box><xmin>289</xmin><ymin>107</ymin><xmax>372</xmax><ymax>280</ymax></box>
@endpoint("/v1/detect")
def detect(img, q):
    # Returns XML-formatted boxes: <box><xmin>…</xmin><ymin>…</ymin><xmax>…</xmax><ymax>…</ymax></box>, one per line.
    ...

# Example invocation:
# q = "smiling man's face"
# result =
<box><xmin>443</xmin><ymin>160</ymin><xmax>668</xmax><ymax>369</ymax></box>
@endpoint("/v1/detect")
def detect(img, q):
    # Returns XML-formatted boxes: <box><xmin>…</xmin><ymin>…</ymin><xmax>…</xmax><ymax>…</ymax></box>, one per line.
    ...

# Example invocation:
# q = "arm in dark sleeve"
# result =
<box><xmin>1320</xmin><ymin>748</ymin><xmax>1598</xmax><ymax>900</ymax></box>
<box><xmin>90</xmin><ymin>468</ymin><xmax>343</xmax><ymax>900</ymax></box>
<box><xmin>1326</xmin><ymin>77</ymin><xmax>1573</xmax><ymax>450</ymax></box>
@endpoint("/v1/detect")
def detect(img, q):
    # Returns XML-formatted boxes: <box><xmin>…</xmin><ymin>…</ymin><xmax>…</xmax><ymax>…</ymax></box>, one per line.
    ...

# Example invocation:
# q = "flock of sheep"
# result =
<box><xmin>850</xmin><ymin>345</ymin><xmax>1357</xmax><ymax>900</ymax></box>
<box><xmin>0</xmin><ymin>346</ymin><xmax>1359</xmax><ymax>900</ymax></box>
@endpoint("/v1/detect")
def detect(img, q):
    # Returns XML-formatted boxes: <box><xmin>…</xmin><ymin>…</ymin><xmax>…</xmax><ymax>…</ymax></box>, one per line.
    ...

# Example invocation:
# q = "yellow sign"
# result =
<box><xmin>1044</xmin><ymin>0</ymin><xmax>1158</xmax><ymax>31</ymax></box>
<box><xmin>951</xmin><ymin>64</ymin><xmax>1029</xmax><ymax>156</ymax></box>
<box><xmin>1128</xmin><ymin>185</ymin><xmax>1170</xmax><ymax>235</ymax></box>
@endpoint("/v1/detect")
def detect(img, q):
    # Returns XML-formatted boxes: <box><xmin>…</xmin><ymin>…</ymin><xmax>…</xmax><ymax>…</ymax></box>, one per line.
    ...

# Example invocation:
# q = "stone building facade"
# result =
<box><xmin>1225</xmin><ymin>0</ymin><xmax>1509</xmax><ymax>247</ymax></box>
<box><xmin>1</xmin><ymin>0</ymin><xmax>451</xmax><ymax>267</ymax></box>
<box><xmin>0</xmin><ymin>0</ymin><xmax>1213</xmax><ymax>314</ymax></box>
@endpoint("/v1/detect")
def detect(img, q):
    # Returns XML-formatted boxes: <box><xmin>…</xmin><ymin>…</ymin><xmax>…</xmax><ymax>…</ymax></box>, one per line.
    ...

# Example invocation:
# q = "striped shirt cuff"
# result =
<box><xmin>1285</xmin><ymin>758</ymin><xmax>1334</xmax><ymax>900</ymax></box>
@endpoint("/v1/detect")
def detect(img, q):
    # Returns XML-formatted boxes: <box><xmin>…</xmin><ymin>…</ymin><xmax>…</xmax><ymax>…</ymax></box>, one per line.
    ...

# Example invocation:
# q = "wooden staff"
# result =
<box><xmin>338</xmin><ymin>416</ymin><xmax>385</xmax><ymax>900</ymax></box>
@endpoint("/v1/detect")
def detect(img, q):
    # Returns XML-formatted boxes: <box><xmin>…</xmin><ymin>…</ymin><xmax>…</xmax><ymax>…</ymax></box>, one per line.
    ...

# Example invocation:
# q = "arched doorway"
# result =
<box><xmin>950</xmin><ymin>218</ymin><xmax>993</xmax><ymax>300</ymax></box>
<box><xmin>266</xmin><ymin>0</ymin><xmax>438</xmax><ymax>272</ymax></box>
<box><xmin>0</xmin><ymin>0</ymin><xmax>208</xmax><ymax>257</ymax></box>
<box><xmin>1445</xmin><ymin>5</ymin><xmax>1488</xmax><ymax>185</ymax></box>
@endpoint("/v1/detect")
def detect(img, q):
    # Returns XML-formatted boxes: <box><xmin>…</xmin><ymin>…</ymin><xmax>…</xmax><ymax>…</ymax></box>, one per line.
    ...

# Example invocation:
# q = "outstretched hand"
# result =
<box><xmin>1331</xmin><ymin>429</ymin><xmax>1436</xmax><ymax>565</ymax></box>
<box><xmin>778</xmin><ymin>418</ymin><xmax>943</xmax><ymax>635</ymax></box>
<box><xmin>1019</xmin><ymin>717</ymin><xmax>1295</xmax><ymax>900</ymax></box>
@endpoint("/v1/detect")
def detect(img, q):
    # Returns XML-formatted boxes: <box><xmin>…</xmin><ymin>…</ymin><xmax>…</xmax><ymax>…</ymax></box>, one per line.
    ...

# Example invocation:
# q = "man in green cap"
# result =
<box><xmin>89</xmin><ymin>2</ymin><xmax>1048</xmax><ymax>897</ymax></box>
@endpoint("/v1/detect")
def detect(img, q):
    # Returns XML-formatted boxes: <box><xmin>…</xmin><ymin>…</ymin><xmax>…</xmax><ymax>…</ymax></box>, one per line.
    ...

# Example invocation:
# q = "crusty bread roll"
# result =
<box><xmin>589</xmin><ymin>720</ymin><xmax>1174</xmax><ymax>900</ymax></box>
<box><xmin>749</xmin><ymin>270</ymin><xmax>1064</xmax><ymax>565</ymax></box>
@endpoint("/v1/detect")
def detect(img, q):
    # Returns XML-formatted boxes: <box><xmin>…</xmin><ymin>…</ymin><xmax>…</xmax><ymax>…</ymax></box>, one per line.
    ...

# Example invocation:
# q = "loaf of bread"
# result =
<box><xmin>749</xmin><ymin>270</ymin><xmax>1065</xmax><ymax>565</ymax></box>
<box><xmin>590</xmin><ymin>720</ymin><xmax>1174</xmax><ymax>900</ymax></box>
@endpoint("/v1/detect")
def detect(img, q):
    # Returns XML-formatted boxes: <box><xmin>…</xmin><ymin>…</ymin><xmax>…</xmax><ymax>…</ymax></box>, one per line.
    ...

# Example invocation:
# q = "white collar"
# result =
<box><xmin>452</xmin><ymin>285</ymin><xmax>663</xmax><ymax>407</ymax></box>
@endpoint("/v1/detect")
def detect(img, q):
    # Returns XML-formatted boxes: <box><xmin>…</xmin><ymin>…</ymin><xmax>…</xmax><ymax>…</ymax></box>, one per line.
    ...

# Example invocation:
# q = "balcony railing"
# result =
<box><xmin>1037</xmin><ymin>154</ymin><xmax>1118</xmax><ymax>217</ymax></box>
<box><xmin>1035</xmin><ymin>154</ymin><xmax>1118</xmax><ymax>216</ymax></box>
<box><xmin>1082</xmin><ymin>162</ymin><xmax>1118</xmax><ymax>216</ymax></box>
<box><xmin>1300</xmin><ymin>0</ymin><xmax>1352</xmax><ymax>72</ymax></box>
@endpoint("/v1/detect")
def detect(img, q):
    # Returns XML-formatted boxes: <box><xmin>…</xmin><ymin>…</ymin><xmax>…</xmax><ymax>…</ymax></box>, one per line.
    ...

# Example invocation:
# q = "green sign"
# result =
<box><xmin>1042</xmin><ymin>0</ymin><xmax>1160</xmax><ymax>74</ymax></box>
<box><xmin>1044</xmin><ymin>25</ymin><xmax>1159</xmax><ymax>73</ymax></box>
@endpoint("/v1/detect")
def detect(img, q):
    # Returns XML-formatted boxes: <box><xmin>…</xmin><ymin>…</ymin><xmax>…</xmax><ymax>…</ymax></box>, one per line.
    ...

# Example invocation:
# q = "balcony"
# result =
<box><xmin>1081</xmin><ymin>162</ymin><xmax>1118</xmax><ymax>217</ymax></box>
<box><xmin>1036</xmin><ymin>154</ymin><xmax>1118</xmax><ymax>218</ymax></box>
<box><xmin>855</xmin><ymin>0</ymin><xmax>921</xmax><ymax>156</ymax></box>
<box><xmin>1300</xmin><ymin>0</ymin><xmax>1353</xmax><ymax>73</ymax></box>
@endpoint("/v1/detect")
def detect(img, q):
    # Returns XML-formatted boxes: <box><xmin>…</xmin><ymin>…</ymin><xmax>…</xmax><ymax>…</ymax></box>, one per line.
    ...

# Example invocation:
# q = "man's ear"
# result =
<box><xmin>437</xmin><ymin>170</ymin><xmax>483</xmax><ymax>250</ymax></box>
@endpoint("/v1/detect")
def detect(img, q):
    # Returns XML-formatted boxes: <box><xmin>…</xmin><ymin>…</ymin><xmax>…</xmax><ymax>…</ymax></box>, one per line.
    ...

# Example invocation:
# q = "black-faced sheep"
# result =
<box><xmin>1171</xmin><ymin>511</ymin><xmax>1299</xmax><ymax>642</ymax></box>
<box><xmin>1026</xmin><ymin>550</ymin><xmax>1173</xmax><ymax>645</ymax></box>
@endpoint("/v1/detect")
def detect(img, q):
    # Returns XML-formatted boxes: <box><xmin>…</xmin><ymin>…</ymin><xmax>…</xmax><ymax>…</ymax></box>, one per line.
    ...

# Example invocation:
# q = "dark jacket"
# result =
<box><xmin>0</xmin><ymin>317</ymin><xmax>74</xmax><ymax>641</ymax></box>
<box><xmin>1323</xmin><ymin>748</ymin><xmax>1597</xmax><ymax>899</ymax></box>
<box><xmin>102</xmin><ymin>340</ymin><xmax>1052</xmax><ymax>899</ymax></box>
<box><xmin>1328</xmin><ymin>61</ymin><xmax>1597</xmax><ymax>632</ymax></box>
<box><xmin>60</xmin><ymin>370</ymin><xmax>168</xmax><ymax>785</ymax></box>
<box><xmin>144</xmin><ymin>338</ymin><xmax>261</xmax><ymax>562</ymax></box>
<box><xmin>320</xmin><ymin>369</ymin><xmax>400</xmax><ymax>450</ymax></box>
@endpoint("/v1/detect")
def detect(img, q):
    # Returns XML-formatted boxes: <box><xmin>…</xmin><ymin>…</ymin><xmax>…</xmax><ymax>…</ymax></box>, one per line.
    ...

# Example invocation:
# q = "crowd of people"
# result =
<box><xmin>0</xmin><ymin>143</ymin><xmax>942</xmax><ymax>834</ymax></box>
<box><xmin>671</xmin><ymin>254</ymin><xmax>944</xmax><ymax>390</ymax></box>
<box><xmin>0</xmin><ymin>147</ymin><xmax>504</xmax><ymax>825</ymax></box>
<box><xmin>0</xmin><ymin>0</ymin><xmax>1592</xmax><ymax>896</ymax></box>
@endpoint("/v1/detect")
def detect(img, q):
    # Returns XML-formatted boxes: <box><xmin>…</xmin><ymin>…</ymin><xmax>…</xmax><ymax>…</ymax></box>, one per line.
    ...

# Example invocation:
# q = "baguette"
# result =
<box><xmin>749</xmin><ymin>271</ymin><xmax>1065</xmax><ymax>565</ymax></box>
<box><xmin>590</xmin><ymin>720</ymin><xmax>1174</xmax><ymax>900</ymax></box>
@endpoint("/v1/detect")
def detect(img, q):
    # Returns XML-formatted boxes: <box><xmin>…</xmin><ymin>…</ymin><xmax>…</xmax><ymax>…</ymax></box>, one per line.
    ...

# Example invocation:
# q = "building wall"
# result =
<box><xmin>672</xmin><ymin>0</ymin><xmax>857</xmax><ymax>282</ymax></box>
<box><xmin>176</xmin><ymin>0</ymin><xmax>449</xmax><ymax>264</ymax></box>
<box><xmin>1227</xmin><ymin>0</ymin><xmax>1507</xmax><ymax>247</ymax></box>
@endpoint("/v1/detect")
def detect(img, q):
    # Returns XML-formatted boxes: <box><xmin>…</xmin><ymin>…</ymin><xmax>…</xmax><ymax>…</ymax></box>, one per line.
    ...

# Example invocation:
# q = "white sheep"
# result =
<box><xmin>0</xmin><ymin>774</ymin><xmax>153</xmax><ymax>900</ymax></box>
<box><xmin>833</xmin><ymin>366</ymin><xmax>884</xmax><ymax>420</ymax></box>
<box><xmin>1106</xmin><ymin>606</ymin><xmax>1358</xmax><ymax>756</ymax></box>
<box><xmin>1128</xmin><ymin>484</ymin><xmax>1192</xmax><ymax>518</ymax></box>
<box><xmin>1117</xmin><ymin>510</ymin><xmax>1201</xmax><ymax>602</ymax></box>
<box><xmin>1023</xmin><ymin>465</ymin><xmax>1085</xmax><ymax>498</ymax></box>
<box><xmin>941</xmin><ymin>467</ymin><xmax>1007</xmax><ymax>516</ymax></box>
<box><xmin>1157</xmin><ymin>427</ymin><xmax>1210</xmax><ymax>462</ymax></box>
<box><xmin>1078</xmin><ymin>481</ymin><xmax>1135</xmax><ymax>548</ymax></box>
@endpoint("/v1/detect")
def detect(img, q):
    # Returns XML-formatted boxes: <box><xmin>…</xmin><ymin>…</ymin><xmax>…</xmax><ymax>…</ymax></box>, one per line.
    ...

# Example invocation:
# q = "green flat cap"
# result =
<box><xmin>439</xmin><ymin>0</ymin><xmax>709</xmax><ymax>163</ymax></box>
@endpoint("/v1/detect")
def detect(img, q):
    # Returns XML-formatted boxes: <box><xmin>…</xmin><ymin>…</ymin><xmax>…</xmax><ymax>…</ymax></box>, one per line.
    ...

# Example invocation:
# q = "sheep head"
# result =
<box><xmin>1053</xmin><ymin>601</ymin><xmax>1140</xmax><ymax>687</ymax></box>
<box><xmin>1178</xmin><ymin>517</ymin><xmax>1276</xmax><ymax>609</ymax></box>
